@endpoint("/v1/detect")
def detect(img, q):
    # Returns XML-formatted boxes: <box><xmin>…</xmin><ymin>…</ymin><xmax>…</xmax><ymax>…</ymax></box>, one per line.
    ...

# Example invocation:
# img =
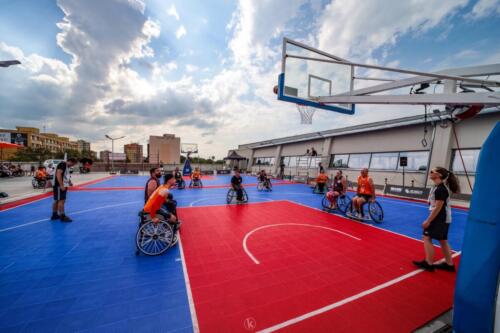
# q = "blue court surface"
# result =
<box><xmin>0</xmin><ymin>175</ymin><xmax>468</xmax><ymax>332</ymax></box>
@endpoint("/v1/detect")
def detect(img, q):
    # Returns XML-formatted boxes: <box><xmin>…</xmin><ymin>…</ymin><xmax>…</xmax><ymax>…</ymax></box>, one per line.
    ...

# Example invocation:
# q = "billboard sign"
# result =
<box><xmin>0</xmin><ymin>132</ymin><xmax>27</xmax><ymax>146</ymax></box>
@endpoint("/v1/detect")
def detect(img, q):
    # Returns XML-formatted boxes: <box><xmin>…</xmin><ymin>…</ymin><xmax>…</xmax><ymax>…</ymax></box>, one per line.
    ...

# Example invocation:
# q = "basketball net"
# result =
<box><xmin>296</xmin><ymin>104</ymin><xmax>316</xmax><ymax>124</ymax></box>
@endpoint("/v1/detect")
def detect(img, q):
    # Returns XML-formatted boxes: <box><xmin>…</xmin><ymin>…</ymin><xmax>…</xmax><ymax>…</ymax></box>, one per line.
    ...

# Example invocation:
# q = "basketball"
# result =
<box><xmin>273</xmin><ymin>85</ymin><xmax>278</xmax><ymax>94</ymax></box>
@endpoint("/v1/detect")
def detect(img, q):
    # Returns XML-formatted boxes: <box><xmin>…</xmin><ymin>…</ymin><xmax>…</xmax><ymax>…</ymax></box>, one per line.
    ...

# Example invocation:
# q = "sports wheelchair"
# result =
<box><xmin>32</xmin><ymin>177</ymin><xmax>47</xmax><ymax>189</ymax></box>
<box><xmin>136</xmin><ymin>198</ymin><xmax>180</xmax><ymax>256</ymax></box>
<box><xmin>257</xmin><ymin>179</ymin><xmax>272</xmax><ymax>191</ymax></box>
<box><xmin>175</xmin><ymin>178</ymin><xmax>186</xmax><ymax>189</ymax></box>
<box><xmin>226</xmin><ymin>187</ymin><xmax>248</xmax><ymax>204</ymax></box>
<box><xmin>321</xmin><ymin>193</ymin><xmax>350</xmax><ymax>214</ymax></box>
<box><xmin>345</xmin><ymin>197</ymin><xmax>384</xmax><ymax>223</ymax></box>
<box><xmin>189</xmin><ymin>178</ymin><xmax>203</xmax><ymax>188</ymax></box>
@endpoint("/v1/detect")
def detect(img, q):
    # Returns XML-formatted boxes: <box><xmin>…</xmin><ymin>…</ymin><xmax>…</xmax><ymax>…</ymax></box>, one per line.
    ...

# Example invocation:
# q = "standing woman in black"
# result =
<box><xmin>413</xmin><ymin>167</ymin><xmax>460</xmax><ymax>271</ymax></box>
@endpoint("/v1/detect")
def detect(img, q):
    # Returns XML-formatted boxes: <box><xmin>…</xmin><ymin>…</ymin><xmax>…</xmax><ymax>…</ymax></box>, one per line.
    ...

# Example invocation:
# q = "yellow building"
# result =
<box><xmin>0</xmin><ymin>127</ymin><xmax>80</xmax><ymax>159</ymax></box>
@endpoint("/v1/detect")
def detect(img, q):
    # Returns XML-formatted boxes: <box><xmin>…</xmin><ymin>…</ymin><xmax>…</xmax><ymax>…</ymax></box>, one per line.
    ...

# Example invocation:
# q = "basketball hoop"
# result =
<box><xmin>296</xmin><ymin>104</ymin><xmax>316</xmax><ymax>124</ymax></box>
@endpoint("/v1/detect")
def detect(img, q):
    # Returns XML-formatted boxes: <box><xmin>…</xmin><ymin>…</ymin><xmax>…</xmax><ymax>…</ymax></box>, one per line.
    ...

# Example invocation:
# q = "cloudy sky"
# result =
<box><xmin>1</xmin><ymin>0</ymin><xmax>499</xmax><ymax>158</ymax></box>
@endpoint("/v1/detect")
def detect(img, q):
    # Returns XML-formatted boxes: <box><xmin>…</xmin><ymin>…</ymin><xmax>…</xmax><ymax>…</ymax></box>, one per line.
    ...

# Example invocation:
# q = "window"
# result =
<box><xmin>282</xmin><ymin>156</ymin><xmax>291</xmax><ymax>167</ymax></box>
<box><xmin>310</xmin><ymin>157</ymin><xmax>323</xmax><ymax>168</ymax></box>
<box><xmin>398</xmin><ymin>151</ymin><xmax>429</xmax><ymax>171</ymax></box>
<box><xmin>288</xmin><ymin>156</ymin><xmax>298</xmax><ymax>167</ymax></box>
<box><xmin>370</xmin><ymin>152</ymin><xmax>398</xmax><ymax>170</ymax></box>
<box><xmin>348</xmin><ymin>154</ymin><xmax>370</xmax><ymax>169</ymax></box>
<box><xmin>451</xmin><ymin>149</ymin><xmax>480</xmax><ymax>173</ymax></box>
<box><xmin>329</xmin><ymin>154</ymin><xmax>349</xmax><ymax>168</ymax></box>
<box><xmin>254</xmin><ymin>157</ymin><xmax>275</xmax><ymax>166</ymax></box>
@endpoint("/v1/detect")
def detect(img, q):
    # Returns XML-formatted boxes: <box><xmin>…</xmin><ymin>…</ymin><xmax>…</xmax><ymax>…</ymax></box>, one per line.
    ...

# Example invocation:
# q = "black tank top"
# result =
<box><xmin>144</xmin><ymin>177</ymin><xmax>160</xmax><ymax>203</ymax></box>
<box><xmin>334</xmin><ymin>176</ymin><xmax>344</xmax><ymax>192</ymax></box>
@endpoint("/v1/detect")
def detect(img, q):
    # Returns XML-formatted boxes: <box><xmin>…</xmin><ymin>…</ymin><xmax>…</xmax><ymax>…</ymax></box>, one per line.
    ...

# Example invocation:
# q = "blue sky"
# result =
<box><xmin>0</xmin><ymin>0</ymin><xmax>499</xmax><ymax>157</ymax></box>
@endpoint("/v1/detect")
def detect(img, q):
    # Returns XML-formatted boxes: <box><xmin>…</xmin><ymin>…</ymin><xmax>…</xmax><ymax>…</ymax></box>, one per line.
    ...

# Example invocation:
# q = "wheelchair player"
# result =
<box><xmin>231</xmin><ymin>168</ymin><xmax>245</xmax><ymax>202</ymax></box>
<box><xmin>351</xmin><ymin>168</ymin><xmax>376</xmax><ymax>218</ymax></box>
<box><xmin>257</xmin><ymin>170</ymin><xmax>271</xmax><ymax>190</ymax></box>
<box><xmin>190</xmin><ymin>167</ymin><xmax>202</xmax><ymax>187</ymax></box>
<box><xmin>174</xmin><ymin>167</ymin><xmax>185</xmax><ymax>189</ymax></box>
<box><xmin>326</xmin><ymin>170</ymin><xmax>347</xmax><ymax>209</ymax></box>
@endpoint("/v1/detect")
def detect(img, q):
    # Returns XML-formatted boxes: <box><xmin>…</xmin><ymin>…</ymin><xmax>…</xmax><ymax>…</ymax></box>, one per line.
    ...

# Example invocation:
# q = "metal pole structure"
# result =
<box><xmin>105</xmin><ymin>135</ymin><xmax>125</xmax><ymax>174</ymax></box>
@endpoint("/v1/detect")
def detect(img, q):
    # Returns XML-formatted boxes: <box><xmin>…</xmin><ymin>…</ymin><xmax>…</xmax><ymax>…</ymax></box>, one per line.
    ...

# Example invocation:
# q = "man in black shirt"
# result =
<box><xmin>51</xmin><ymin>158</ymin><xmax>77</xmax><ymax>222</ymax></box>
<box><xmin>231</xmin><ymin>169</ymin><xmax>244</xmax><ymax>202</ymax></box>
<box><xmin>144</xmin><ymin>167</ymin><xmax>161</xmax><ymax>203</ymax></box>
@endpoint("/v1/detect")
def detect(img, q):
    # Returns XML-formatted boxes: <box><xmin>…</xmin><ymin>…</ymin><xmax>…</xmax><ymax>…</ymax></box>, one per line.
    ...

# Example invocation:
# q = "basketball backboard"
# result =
<box><xmin>181</xmin><ymin>143</ymin><xmax>198</xmax><ymax>154</ymax></box>
<box><xmin>277</xmin><ymin>37</ymin><xmax>500</xmax><ymax>113</ymax></box>
<box><xmin>278</xmin><ymin>38</ymin><xmax>355</xmax><ymax>115</ymax></box>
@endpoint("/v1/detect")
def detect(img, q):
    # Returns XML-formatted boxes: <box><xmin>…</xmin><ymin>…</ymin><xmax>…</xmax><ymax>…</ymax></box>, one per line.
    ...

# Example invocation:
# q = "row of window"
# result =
<box><xmin>451</xmin><ymin>149</ymin><xmax>480</xmax><ymax>173</ymax></box>
<box><xmin>254</xmin><ymin>148</ymin><xmax>481</xmax><ymax>173</ymax></box>
<box><xmin>329</xmin><ymin>151</ymin><xmax>429</xmax><ymax>171</ymax></box>
<box><xmin>253</xmin><ymin>157</ymin><xmax>276</xmax><ymax>166</ymax></box>
<box><xmin>282</xmin><ymin>156</ymin><xmax>324</xmax><ymax>168</ymax></box>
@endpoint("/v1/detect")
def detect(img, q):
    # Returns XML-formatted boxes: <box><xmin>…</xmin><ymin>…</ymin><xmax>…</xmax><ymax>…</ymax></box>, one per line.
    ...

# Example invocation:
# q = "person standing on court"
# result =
<box><xmin>145</xmin><ymin>167</ymin><xmax>162</xmax><ymax>203</ymax></box>
<box><xmin>413</xmin><ymin>167</ymin><xmax>460</xmax><ymax>271</ymax></box>
<box><xmin>51</xmin><ymin>158</ymin><xmax>77</xmax><ymax>222</ymax></box>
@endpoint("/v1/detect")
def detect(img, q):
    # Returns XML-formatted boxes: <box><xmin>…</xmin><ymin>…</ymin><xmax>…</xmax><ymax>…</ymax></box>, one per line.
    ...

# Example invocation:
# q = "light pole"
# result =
<box><xmin>105</xmin><ymin>134</ymin><xmax>125</xmax><ymax>174</ymax></box>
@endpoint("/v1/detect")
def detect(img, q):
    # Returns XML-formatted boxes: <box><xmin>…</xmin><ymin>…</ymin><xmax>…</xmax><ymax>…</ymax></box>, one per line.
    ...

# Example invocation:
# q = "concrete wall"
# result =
<box><xmin>237</xmin><ymin>112</ymin><xmax>499</xmax><ymax>197</ymax></box>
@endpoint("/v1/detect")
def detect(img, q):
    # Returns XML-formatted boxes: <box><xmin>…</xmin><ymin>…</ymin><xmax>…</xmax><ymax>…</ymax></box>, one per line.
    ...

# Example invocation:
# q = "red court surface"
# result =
<box><xmin>179</xmin><ymin>201</ymin><xmax>458</xmax><ymax>333</ymax></box>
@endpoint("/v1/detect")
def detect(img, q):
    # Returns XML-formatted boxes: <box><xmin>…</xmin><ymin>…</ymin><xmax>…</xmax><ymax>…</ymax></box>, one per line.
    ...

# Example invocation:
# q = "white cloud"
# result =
<box><xmin>167</xmin><ymin>4</ymin><xmax>180</xmax><ymax>20</ymax></box>
<box><xmin>176</xmin><ymin>25</ymin><xmax>187</xmax><ymax>39</ymax></box>
<box><xmin>316</xmin><ymin>0</ymin><xmax>468</xmax><ymax>59</ymax></box>
<box><xmin>185</xmin><ymin>64</ymin><xmax>198</xmax><ymax>72</ymax></box>
<box><xmin>467</xmin><ymin>0</ymin><xmax>500</xmax><ymax>19</ymax></box>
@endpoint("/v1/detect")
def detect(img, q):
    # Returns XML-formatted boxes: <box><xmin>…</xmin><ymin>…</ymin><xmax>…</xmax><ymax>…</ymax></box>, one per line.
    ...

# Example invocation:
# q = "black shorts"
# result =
<box><xmin>424</xmin><ymin>219</ymin><xmax>450</xmax><ymax>240</ymax></box>
<box><xmin>53</xmin><ymin>187</ymin><xmax>67</xmax><ymax>201</ymax></box>
<box><xmin>357</xmin><ymin>194</ymin><xmax>372</xmax><ymax>202</ymax></box>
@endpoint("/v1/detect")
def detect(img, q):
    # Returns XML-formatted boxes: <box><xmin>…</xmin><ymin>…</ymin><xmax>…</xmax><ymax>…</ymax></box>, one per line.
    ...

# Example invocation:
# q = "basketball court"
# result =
<box><xmin>0</xmin><ymin>36</ymin><xmax>498</xmax><ymax>332</ymax></box>
<box><xmin>0</xmin><ymin>173</ymin><xmax>468</xmax><ymax>332</ymax></box>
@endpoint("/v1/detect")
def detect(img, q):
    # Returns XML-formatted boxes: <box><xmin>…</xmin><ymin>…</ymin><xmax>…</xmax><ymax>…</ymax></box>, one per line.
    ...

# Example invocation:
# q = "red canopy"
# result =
<box><xmin>0</xmin><ymin>142</ymin><xmax>23</xmax><ymax>149</ymax></box>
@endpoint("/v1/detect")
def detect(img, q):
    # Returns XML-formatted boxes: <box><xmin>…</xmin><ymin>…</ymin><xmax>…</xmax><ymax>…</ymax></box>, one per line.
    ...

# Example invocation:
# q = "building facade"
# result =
<box><xmin>99</xmin><ymin>150</ymin><xmax>126</xmax><ymax>162</ymax></box>
<box><xmin>0</xmin><ymin>126</ymin><xmax>79</xmax><ymax>159</ymax></box>
<box><xmin>124</xmin><ymin>143</ymin><xmax>144</xmax><ymax>163</ymax></box>
<box><xmin>148</xmin><ymin>134</ymin><xmax>180</xmax><ymax>165</ymax></box>
<box><xmin>233</xmin><ymin>109</ymin><xmax>500</xmax><ymax>197</ymax></box>
<box><xmin>77</xmin><ymin>139</ymin><xmax>91</xmax><ymax>152</ymax></box>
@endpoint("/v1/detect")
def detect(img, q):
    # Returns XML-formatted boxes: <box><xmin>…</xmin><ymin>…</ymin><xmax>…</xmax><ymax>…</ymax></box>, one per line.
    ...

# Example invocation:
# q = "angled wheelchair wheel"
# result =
<box><xmin>136</xmin><ymin>221</ymin><xmax>174</xmax><ymax>256</ymax></box>
<box><xmin>257</xmin><ymin>182</ymin><xmax>264</xmax><ymax>191</ymax></box>
<box><xmin>368</xmin><ymin>201</ymin><xmax>384</xmax><ymax>223</ymax></box>
<box><xmin>321</xmin><ymin>194</ymin><xmax>331</xmax><ymax>210</ymax></box>
<box><xmin>189</xmin><ymin>181</ymin><xmax>193</xmax><ymax>188</ymax></box>
<box><xmin>242</xmin><ymin>188</ymin><xmax>249</xmax><ymax>202</ymax></box>
<box><xmin>31</xmin><ymin>178</ymin><xmax>38</xmax><ymax>189</ymax></box>
<box><xmin>226</xmin><ymin>189</ymin><xmax>235</xmax><ymax>204</ymax></box>
<box><xmin>178</xmin><ymin>180</ymin><xmax>185</xmax><ymax>189</ymax></box>
<box><xmin>337</xmin><ymin>195</ymin><xmax>350</xmax><ymax>214</ymax></box>
<box><xmin>345</xmin><ymin>200</ymin><xmax>355</xmax><ymax>218</ymax></box>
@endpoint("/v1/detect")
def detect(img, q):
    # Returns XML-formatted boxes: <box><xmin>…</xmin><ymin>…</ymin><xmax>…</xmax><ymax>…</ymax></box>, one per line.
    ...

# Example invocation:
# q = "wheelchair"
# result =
<box><xmin>227</xmin><ymin>187</ymin><xmax>248</xmax><ymax>204</ymax></box>
<box><xmin>32</xmin><ymin>177</ymin><xmax>47</xmax><ymax>189</ymax></box>
<box><xmin>313</xmin><ymin>183</ymin><xmax>328</xmax><ymax>194</ymax></box>
<box><xmin>321</xmin><ymin>193</ymin><xmax>350</xmax><ymax>214</ymax></box>
<box><xmin>345</xmin><ymin>197</ymin><xmax>384</xmax><ymax>223</ymax></box>
<box><xmin>175</xmin><ymin>178</ymin><xmax>186</xmax><ymax>189</ymax></box>
<box><xmin>257</xmin><ymin>179</ymin><xmax>272</xmax><ymax>191</ymax></box>
<box><xmin>136</xmin><ymin>209</ymin><xmax>180</xmax><ymax>256</ymax></box>
<box><xmin>189</xmin><ymin>178</ymin><xmax>203</xmax><ymax>188</ymax></box>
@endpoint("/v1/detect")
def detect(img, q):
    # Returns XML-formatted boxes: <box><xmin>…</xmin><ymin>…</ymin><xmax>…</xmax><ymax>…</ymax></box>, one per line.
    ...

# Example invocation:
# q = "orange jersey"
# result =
<box><xmin>316</xmin><ymin>174</ymin><xmax>328</xmax><ymax>184</ymax></box>
<box><xmin>357</xmin><ymin>176</ymin><xmax>373</xmax><ymax>195</ymax></box>
<box><xmin>192</xmin><ymin>171</ymin><xmax>201</xmax><ymax>179</ymax></box>
<box><xmin>143</xmin><ymin>185</ymin><xmax>169</xmax><ymax>218</ymax></box>
<box><xmin>36</xmin><ymin>170</ymin><xmax>47</xmax><ymax>179</ymax></box>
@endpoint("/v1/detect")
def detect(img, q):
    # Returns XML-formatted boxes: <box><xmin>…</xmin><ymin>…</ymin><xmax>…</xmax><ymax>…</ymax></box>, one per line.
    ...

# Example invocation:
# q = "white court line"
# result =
<box><xmin>243</xmin><ymin>223</ymin><xmax>361</xmax><ymax>265</ymax></box>
<box><xmin>178</xmin><ymin>234</ymin><xmax>200</xmax><ymax>333</ymax></box>
<box><xmin>256</xmin><ymin>251</ymin><xmax>461</xmax><ymax>333</ymax></box>
<box><xmin>189</xmin><ymin>196</ymin><xmax>273</xmax><ymax>207</ymax></box>
<box><xmin>0</xmin><ymin>201</ymin><xmax>141</xmax><ymax>233</ymax></box>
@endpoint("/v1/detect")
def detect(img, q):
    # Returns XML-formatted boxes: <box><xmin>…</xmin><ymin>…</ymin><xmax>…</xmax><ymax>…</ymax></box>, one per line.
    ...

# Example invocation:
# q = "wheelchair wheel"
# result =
<box><xmin>257</xmin><ymin>182</ymin><xmax>264</xmax><ymax>191</ymax></box>
<box><xmin>368</xmin><ymin>201</ymin><xmax>384</xmax><ymax>223</ymax></box>
<box><xmin>31</xmin><ymin>178</ymin><xmax>38</xmax><ymax>189</ymax></box>
<box><xmin>227</xmin><ymin>188</ymin><xmax>248</xmax><ymax>204</ymax></box>
<box><xmin>321</xmin><ymin>194</ymin><xmax>331</xmax><ymax>210</ymax></box>
<box><xmin>266</xmin><ymin>181</ymin><xmax>272</xmax><ymax>191</ymax></box>
<box><xmin>178</xmin><ymin>180</ymin><xmax>185</xmax><ymax>189</ymax></box>
<box><xmin>136</xmin><ymin>221</ymin><xmax>174</xmax><ymax>256</ymax></box>
<box><xmin>337</xmin><ymin>195</ymin><xmax>350</xmax><ymax>214</ymax></box>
